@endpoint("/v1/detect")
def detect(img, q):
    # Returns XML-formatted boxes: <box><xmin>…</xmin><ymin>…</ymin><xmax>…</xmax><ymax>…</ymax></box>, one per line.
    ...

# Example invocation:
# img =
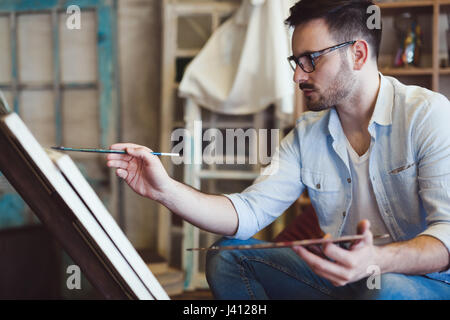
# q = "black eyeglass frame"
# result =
<box><xmin>287</xmin><ymin>40</ymin><xmax>357</xmax><ymax>73</ymax></box>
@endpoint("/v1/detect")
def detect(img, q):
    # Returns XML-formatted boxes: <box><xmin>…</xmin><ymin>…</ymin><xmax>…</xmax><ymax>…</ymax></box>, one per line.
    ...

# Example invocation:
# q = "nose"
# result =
<box><xmin>293</xmin><ymin>65</ymin><xmax>309</xmax><ymax>84</ymax></box>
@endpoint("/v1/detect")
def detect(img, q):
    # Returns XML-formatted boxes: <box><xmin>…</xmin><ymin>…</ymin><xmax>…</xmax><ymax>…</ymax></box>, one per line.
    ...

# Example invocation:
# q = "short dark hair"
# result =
<box><xmin>285</xmin><ymin>0</ymin><xmax>382</xmax><ymax>60</ymax></box>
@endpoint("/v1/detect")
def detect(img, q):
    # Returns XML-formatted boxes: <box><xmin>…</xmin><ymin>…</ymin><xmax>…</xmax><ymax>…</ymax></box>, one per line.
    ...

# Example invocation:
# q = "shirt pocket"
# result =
<box><xmin>301</xmin><ymin>168</ymin><xmax>340</xmax><ymax>192</ymax></box>
<box><xmin>387</xmin><ymin>162</ymin><xmax>418</xmax><ymax>208</ymax></box>
<box><xmin>388</xmin><ymin>162</ymin><xmax>417</xmax><ymax>176</ymax></box>
<box><xmin>300</xmin><ymin>168</ymin><xmax>342</xmax><ymax>223</ymax></box>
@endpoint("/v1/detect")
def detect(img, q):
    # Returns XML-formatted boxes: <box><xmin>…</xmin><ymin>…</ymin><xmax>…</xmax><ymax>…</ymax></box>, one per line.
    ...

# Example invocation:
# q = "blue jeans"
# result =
<box><xmin>205</xmin><ymin>238</ymin><xmax>450</xmax><ymax>300</ymax></box>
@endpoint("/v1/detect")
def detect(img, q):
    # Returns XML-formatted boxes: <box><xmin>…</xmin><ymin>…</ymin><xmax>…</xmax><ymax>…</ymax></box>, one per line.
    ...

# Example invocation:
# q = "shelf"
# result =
<box><xmin>375</xmin><ymin>1</ymin><xmax>434</xmax><ymax>9</ymax></box>
<box><xmin>174</xmin><ymin>1</ymin><xmax>239</xmax><ymax>16</ymax></box>
<box><xmin>380</xmin><ymin>67</ymin><xmax>434</xmax><ymax>76</ymax></box>
<box><xmin>376</xmin><ymin>0</ymin><xmax>450</xmax><ymax>9</ymax></box>
<box><xmin>197</xmin><ymin>170</ymin><xmax>259</xmax><ymax>180</ymax></box>
<box><xmin>176</xmin><ymin>48</ymin><xmax>201</xmax><ymax>58</ymax></box>
<box><xmin>381</xmin><ymin>68</ymin><xmax>450</xmax><ymax>76</ymax></box>
<box><xmin>201</xmin><ymin>120</ymin><xmax>256</xmax><ymax>128</ymax></box>
<box><xmin>172</xmin><ymin>121</ymin><xmax>185</xmax><ymax>128</ymax></box>
<box><xmin>172</xmin><ymin>120</ymin><xmax>259</xmax><ymax>129</ymax></box>
<box><xmin>0</xmin><ymin>82</ymin><xmax>98</xmax><ymax>90</ymax></box>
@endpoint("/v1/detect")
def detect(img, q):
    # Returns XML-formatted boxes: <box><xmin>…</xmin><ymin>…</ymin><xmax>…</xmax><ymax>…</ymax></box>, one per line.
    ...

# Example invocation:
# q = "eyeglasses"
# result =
<box><xmin>287</xmin><ymin>40</ymin><xmax>356</xmax><ymax>73</ymax></box>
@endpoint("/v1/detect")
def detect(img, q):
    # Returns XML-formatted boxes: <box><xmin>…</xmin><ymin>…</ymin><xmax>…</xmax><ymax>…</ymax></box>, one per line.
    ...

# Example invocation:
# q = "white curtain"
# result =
<box><xmin>178</xmin><ymin>0</ymin><xmax>297</xmax><ymax>118</ymax></box>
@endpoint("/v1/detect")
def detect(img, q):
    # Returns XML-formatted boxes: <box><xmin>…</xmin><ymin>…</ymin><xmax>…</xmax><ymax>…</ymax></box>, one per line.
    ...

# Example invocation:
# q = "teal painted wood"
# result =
<box><xmin>0</xmin><ymin>0</ymin><xmax>119</xmax><ymax>148</ymax></box>
<box><xmin>183</xmin><ymin>135</ymin><xmax>198</xmax><ymax>289</ymax></box>
<box><xmin>97</xmin><ymin>4</ymin><xmax>117</xmax><ymax>148</ymax></box>
<box><xmin>0</xmin><ymin>193</ymin><xmax>26</xmax><ymax>228</ymax></box>
<box><xmin>0</xmin><ymin>0</ymin><xmax>119</xmax><ymax>228</ymax></box>
<box><xmin>0</xmin><ymin>0</ymin><xmax>112</xmax><ymax>12</ymax></box>
<box><xmin>52</xmin><ymin>9</ymin><xmax>62</xmax><ymax>146</ymax></box>
<box><xmin>10</xmin><ymin>13</ymin><xmax>18</xmax><ymax>113</ymax></box>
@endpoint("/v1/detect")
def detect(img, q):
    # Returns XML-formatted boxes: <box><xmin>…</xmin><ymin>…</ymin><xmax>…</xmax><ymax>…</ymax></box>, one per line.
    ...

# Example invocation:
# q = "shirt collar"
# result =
<box><xmin>370</xmin><ymin>72</ymin><xmax>393</xmax><ymax>126</ymax></box>
<box><xmin>327</xmin><ymin>72</ymin><xmax>394</xmax><ymax>136</ymax></box>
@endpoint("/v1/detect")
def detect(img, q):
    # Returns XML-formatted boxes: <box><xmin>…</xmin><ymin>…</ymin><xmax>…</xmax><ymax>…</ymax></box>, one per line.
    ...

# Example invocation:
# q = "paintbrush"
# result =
<box><xmin>51</xmin><ymin>146</ymin><xmax>180</xmax><ymax>157</ymax></box>
<box><xmin>186</xmin><ymin>234</ymin><xmax>390</xmax><ymax>251</ymax></box>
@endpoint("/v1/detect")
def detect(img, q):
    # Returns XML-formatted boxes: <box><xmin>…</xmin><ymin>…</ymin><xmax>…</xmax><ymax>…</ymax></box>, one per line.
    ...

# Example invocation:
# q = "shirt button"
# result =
<box><xmin>347</xmin><ymin>178</ymin><xmax>352</xmax><ymax>183</ymax></box>
<box><xmin>316</xmin><ymin>183</ymin><xmax>321</xmax><ymax>189</ymax></box>
<box><xmin>343</xmin><ymin>211</ymin><xmax>346</xmax><ymax>217</ymax></box>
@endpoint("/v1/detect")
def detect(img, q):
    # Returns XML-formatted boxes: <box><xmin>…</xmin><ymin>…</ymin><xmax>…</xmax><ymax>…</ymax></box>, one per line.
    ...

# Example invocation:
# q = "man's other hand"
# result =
<box><xmin>292</xmin><ymin>220</ymin><xmax>380</xmax><ymax>286</ymax></box>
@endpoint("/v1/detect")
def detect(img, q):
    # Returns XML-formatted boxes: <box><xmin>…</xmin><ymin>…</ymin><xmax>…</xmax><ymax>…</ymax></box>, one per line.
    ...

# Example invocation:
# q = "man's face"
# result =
<box><xmin>291</xmin><ymin>19</ymin><xmax>356</xmax><ymax>111</ymax></box>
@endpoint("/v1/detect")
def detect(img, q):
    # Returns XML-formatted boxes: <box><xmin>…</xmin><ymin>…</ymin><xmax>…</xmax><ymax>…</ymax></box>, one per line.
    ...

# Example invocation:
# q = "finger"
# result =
<box><xmin>110</xmin><ymin>143</ymin><xmax>144</xmax><ymax>151</ymax></box>
<box><xmin>322</xmin><ymin>241</ymin><xmax>355</xmax><ymax>268</ymax></box>
<box><xmin>126</xmin><ymin>146</ymin><xmax>157</xmax><ymax>165</ymax></box>
<box><xmin>109</xmin><ymin>143</ymin><xmax>146</xmax><ymax>162</ymax></box>
<box><xmin>321</xmin><ymin>233</ymin><xmax>355</xmax><ymax>267</ymax></box>
<box><xmin>305</xmin><ymin>244</ymin><xmax>326</xmax><ymax>258</ymax></box>
<box><xmin>294</xmin><ymin>246</ymin><xmax>350</xmax><ymax>286</ymax></box>
<box><xmin>110</xmin><ymin>143</ymin><xmax>155</xmax><ymax>157</ymax></box>
<box><xmin>107</xmin><ymin>160</ymin><xmax>129</xmax><ymax>170</ymax></box>
<box><xmin>116</xmin><ymin>168</ymin><xmax>128</xmax><ymax>180</ymax></box>
<box><xmin>293</xmin><ymin>245</ymin><xmax>349</xmax><ymax>283</ymax></box>
<box><xmin>106</xmin><ymin>153</ymin><xmax>133</xmax><ymax>162</ymax></box>
<box><xmin>357</xmin><ymin>219</ymin><xmax>371</xmax><ymax>235</ymax></box>
<box><xmin>350</xmin><ymin>239</ymin><xmax>365</xmax><ymax>250</ymax></box>
<box><xmin>359</xmin><ymin>219</ymin><xmax>373</xmax><ymax>244</ymax></box>
<box><xmin>321</xmin><ymin>233</ymin><xmax>332</xmax><ymax>251</ymax></box>
<box><xmin>351</xmin><ymin>220</ymin><xmax>373</xmax><ymax>250</ymax></box>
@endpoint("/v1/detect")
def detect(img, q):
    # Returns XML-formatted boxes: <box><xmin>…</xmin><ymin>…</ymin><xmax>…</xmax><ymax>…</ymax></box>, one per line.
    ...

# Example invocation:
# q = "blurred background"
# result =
<box><xmin>0</xmin><ymin>0</ymin><xmax>448</xmax><ymax>299</ymax></box>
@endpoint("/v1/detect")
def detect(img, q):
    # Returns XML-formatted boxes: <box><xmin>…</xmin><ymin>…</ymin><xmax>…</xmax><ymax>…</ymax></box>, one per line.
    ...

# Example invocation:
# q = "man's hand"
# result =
<box><xmin>106</xmin><ymin>143</ymin><xmax>173</xmax><ymax>201</ymax></box>
<box><xmin>105</xmin><ymin>142</ymin><xmax>238</xmax><ymax>236</ymax></box>
<box><xmin>293</xmin><ymin>220</ymin><xmax>380</xmax><ymax>286</ymax></box>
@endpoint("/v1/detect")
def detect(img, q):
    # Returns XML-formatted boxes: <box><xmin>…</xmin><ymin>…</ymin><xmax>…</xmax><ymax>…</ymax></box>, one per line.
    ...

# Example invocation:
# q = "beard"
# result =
<box><xmin>302</xmin><ymin>58</ymin><xmax>357</xmax><ymax>112</ymax></box>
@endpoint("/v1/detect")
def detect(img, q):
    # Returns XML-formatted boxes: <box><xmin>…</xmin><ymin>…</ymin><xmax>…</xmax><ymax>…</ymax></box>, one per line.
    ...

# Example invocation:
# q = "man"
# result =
<box><xmin>107</xmin><ymin>0</ymin><xmax>450</xmax><ymax>299</ymax></box>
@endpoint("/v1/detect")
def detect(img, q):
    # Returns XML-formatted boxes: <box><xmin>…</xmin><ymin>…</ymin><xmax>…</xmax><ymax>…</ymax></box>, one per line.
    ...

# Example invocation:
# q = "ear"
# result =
<box><xmin>351</xmin><ymin>40</ymin><xmax>369</xmax><ymax>71</ymax></box>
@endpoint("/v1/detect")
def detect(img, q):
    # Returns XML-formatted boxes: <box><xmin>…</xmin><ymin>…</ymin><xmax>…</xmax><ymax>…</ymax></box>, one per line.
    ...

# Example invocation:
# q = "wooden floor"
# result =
<box><xmin>172</xmin><ymin>289</ymin><xmax>214</xmax><ymax>300</ymax></box>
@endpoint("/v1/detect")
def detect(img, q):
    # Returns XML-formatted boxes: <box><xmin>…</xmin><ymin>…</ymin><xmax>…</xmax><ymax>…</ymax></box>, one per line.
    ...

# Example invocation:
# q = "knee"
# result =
<box><xmin>205</xmin><ymin>237</ymin><xmax>259</xmax><ymax>285</ymax></box>
<box><xmin>205</xmin><ymin>238</ymin><xmax>240</xmax><ymax>280</ymax></box>
<box><xmin>204</xmin><ymin>238</ymin><xmax>239</xmax><ymax>294</ymax></box>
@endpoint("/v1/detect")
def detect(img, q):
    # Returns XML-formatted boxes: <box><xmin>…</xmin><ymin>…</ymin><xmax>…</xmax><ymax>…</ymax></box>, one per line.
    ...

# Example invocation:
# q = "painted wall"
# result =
<box><xmin>117</xmin><ymin>0</ymin><xmax>162</xmax><ymax>249</ymax></box>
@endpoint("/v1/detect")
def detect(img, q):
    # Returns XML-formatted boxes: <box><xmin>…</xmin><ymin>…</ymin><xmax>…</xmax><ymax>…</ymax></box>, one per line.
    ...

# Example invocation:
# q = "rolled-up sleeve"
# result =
<box><xmin>415</xmin><ymin>94</ymin><xmax>450</xmax><ymax>276</ymax></box>
<box><xmin>224</xmin><ymin>128</ymin><xmax>305</xmax><ymax>240</ymax></box>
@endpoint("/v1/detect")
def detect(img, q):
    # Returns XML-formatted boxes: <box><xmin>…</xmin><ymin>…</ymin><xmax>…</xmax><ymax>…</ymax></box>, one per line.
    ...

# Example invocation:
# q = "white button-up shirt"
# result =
<box><xmin>225</xmin><ymin>74</ymin><xmax>450</xmax><ymax>283</ymax></box>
